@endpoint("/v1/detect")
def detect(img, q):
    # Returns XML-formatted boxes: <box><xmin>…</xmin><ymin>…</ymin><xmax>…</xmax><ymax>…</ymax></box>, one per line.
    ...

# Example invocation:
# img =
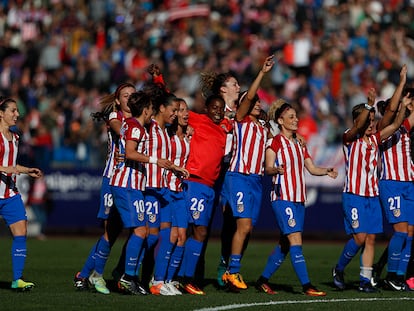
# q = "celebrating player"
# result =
<box><xmin>256</xmin><ymin>99</ymin><xmax>337</xmax><ymax>296</ymax></box>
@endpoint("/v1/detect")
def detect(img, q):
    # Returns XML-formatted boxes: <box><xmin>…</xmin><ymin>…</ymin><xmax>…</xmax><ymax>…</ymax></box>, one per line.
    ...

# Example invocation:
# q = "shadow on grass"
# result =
<box><xmin>0</xmin><ymin>281</ymin><xmax>10</xmax><ymax>289</ymax></box>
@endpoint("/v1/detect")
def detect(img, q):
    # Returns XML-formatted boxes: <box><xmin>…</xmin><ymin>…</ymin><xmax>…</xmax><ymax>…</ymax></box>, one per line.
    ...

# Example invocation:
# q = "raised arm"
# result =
<box><xmin>377</xmin><ymin>64</ymin><xmax>407</xmax><ymax>130</ymax></box>
<box><xmin>343</xmin><ymin>88</ymin><xmax>376</xmax><ymax>143</ymax></box>
<box><xmin>380</xmin><ymin>92</ymin><xmax>410</xmax><ymax>141</ymax></box>
<box><xmin>235</xmin><ymin>55</ymin><xmax>275</xmax><ymax>121</ymax></box>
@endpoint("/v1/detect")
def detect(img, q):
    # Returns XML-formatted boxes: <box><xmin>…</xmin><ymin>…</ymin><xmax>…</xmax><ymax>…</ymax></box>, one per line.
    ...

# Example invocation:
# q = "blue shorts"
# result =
<box><xmin>97</xmin><ymin>177</ymin><xmax>116</xmax><ymax>220</ymax></box>
<box><xmin>112</xmin><ymin>186</ymin><xmax>146</xmax><ymax>228</ymax></box>
<box><xmin>221</xmin><ymin>172</ymin><xmax>262</xmax><ymax>226</ymax></box>
<box><xmin>342</xmin><ymin>192</ymin><xmax>383</xmax><ymax>235</ymax></box>
<box><xmin>145</xmin><ymin>187</ymin><xmax>170</xmax><ymax>228</ymax></box>
<box><xmin>166</xmin><ymin>190</ymin><xmax>188</xmax><ymax>229</ymax></box>
<box><xmin>0</xmin><ymin>194</ymin><xmax>26</xmax><ymax>226</ymax></box>
<box><xmin>379</xmin><ymin>180</ymin><xmax>414</xmax><ymax>225</ymax></box>
<box><xmin>183</xmin><ymin>181</ymin><xmax>215</xmax><ymax>227</ymax></box>
<box><xmin>271</xmin><ymin>200</ymin><xmax>305</xmax><ymax>235</ymax></box>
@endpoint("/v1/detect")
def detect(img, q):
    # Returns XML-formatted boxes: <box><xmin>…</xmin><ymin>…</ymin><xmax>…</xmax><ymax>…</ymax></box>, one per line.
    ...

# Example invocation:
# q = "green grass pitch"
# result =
<box><xmin>0</xmin><ymin>236</ymin><xmax>413</xmax><ymax>311</ymax></box>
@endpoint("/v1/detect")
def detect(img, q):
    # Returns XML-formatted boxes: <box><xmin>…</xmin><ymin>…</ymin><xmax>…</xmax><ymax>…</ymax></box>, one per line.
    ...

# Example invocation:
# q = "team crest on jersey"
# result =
<box><xmin>138</xmin><ymin>213</ymin><xmax>144</xmax><ymax>222</ymax></box>
<box><xmin>393</xmin><ymin>209</ymin><xmax>401</xmax><ymax>217</ymax></box>
<box><xmin>149</xmin><ymin>214</ymin><xmax>157</xmax><ymax>223</ymax></box>
<box><xmin>352</xmin><ymin>220</ymin><xmax>359</xmax><ymax>229</ymax></box>
<box><xmin>192</xmin><ymin>211</ymin><xmax>200</xmax><ymax>220</ymax></box>
<box><xmin>237</xmin><ymin>203</ymin><xmax>244</xmax><ymax>213</ymax></box>
<box><xmin>288</xmin><ymin>218</ymin><xmax>296</xmax><ymax>227</ymax></box>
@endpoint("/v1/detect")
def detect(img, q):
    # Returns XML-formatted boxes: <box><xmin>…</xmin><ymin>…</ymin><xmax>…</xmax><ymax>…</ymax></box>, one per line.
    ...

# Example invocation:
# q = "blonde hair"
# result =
<box><xmin>268</xmin><ymin>99</ymin><xmax>289</xmax><ymax>121</ymax></box>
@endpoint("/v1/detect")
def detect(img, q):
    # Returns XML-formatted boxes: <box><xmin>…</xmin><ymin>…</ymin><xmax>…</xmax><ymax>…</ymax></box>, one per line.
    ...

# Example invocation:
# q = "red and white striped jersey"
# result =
<box><xmin>224</xmin><ymin>108</ymin><xmax>235</xmax><ymax>159</ymax></box>
<box><xmin>166</xmin><ymin>134</ymin><xmax>190</xmax><ymax>191</ymax></box>
<box><xmin>102</xmin><ymin>111</ymin><xmax>123</xmax><ymax>179</ymax></box>
<box><xmin>0</xmin><ymin>132</ymin><xmax>19</xmax><ymax>199</ymax></box>
<box><xmin>146</xmin><ymin>119</ymin><xmax>171</xmax><ymax>188</ymax></box>
<box><xmin>380</xmin><ymin>119</ymin><xmax>414</xmax><ymax>181</ymax></box>
<box><xmin>110</xmin><ymin>117</ymin><xmax>147</xmax><ymax>190</ymax></box>
<box><xmin>268</xmin><ymin>134</ymin><xmax>310</xmax><ymax>202</ymax></box>
<box><xmin>343</xmin><ymin>131</ymin><xmax>380</xmax><ymax>197</ymax></box>
<box><xmin>229</xmin><ymin>116</ymin><xmax>268</xmax><ymax>175</ymax></box>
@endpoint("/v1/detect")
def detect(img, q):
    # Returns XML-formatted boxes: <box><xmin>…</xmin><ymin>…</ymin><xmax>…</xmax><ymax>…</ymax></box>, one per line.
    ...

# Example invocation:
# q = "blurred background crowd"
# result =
<box><xmin>1</xmin><ymin>0</ymin><xmax>414</xmax><ymax>171</ymax></box>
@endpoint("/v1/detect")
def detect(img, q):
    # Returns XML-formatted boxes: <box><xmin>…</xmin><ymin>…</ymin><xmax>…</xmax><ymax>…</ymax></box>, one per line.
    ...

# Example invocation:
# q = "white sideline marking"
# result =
<box><xmin>194</xmin><ymin>297</ymin><xmax>414</xmax><ymax>311</ymax></box>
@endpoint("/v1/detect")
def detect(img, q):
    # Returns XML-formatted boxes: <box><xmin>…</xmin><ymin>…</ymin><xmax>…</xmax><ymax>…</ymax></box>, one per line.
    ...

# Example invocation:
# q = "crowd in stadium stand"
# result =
<box><xmin>1</xmin><ymin>0</ymin><xmax>413</xmax><ymax>170</ymax></box>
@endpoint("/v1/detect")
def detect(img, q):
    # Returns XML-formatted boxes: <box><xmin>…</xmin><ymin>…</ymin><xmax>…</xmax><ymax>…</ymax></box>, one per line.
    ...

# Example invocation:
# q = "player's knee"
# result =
<box><xmin>237</xmin><ymin>224</ymin><xmax>252</xmax><ymax>236</ymax></box>
<box><xmin>194</xmin><ymin>226</ymin><xmax>208</xmax><ymax>241</ymax></box>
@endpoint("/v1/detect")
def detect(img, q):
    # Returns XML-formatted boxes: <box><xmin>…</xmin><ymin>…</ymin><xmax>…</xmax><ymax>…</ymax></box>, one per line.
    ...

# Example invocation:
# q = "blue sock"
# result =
<box><xmin>125</xmin><ymin>234</ymin><xmax>144</xmax><ymax>277</ymax></box>
<box><xmin>183</xmin><ymin>238</ymin><xmax>203</xmax><ymax>278</ymax></box>
<box><xmin>135</xmin><ymin>239</ymin><xmax>147</xmax><ymax>277</ymax></box>
<box><xmin>11</xmin><ymin>236</ymin><xmax>27</xmax><ymax>281</ymax></box>
<box><xmin>139</xmin><ymin>233</ymin><xmax>158</xmax><ymax>277</ymax></box>
<box><xmin>388</xmin><ymin>231</ymin><xmax>406</xmax><ymax>273</ymax></box>
<box><xmin>336</xmin><ymin>238</ymin><xmax>361</xmax><ymax>271</ymax></box>
<box><xmin>79</xmin><ymin>240</ymin><xmax>98</xmax><ymax>278</ymax></box>
<box><xmin>290</xmin><ymin>245</ymin><xmax>309</xmax><ymax>286</ymax></box>
<box><xmin>398</xmin><ymin>235</ymin><xmax>412</xmax><ymax>276</ymax></box>
<box><xmin>94</xmin><ymin>236</ymin><xmax>111</xmax><ymax>275</ymax></box>
<box><xmin>261</xmin><ymin>245</ymin><xmax>286</xmax><ymax>279</ymax></box>
<box><xmin>147</xmin><ymin>233</ymin><xmax>159</xmax><ymax>250</ymax></box>
<box><xmin>177</xmin><ymin>243</ymin><xmax>187</xmax><ymax>278</ymax></box>
<box><xmin>167</xmin><ymin>245</ymin><xmax>184</xmax><ymax>281</ymax></box>
<box><xmin>153</xmin><ymin>228</ymin><xmax>174</xmax><ymax>281</ymax></box>
<box><xmin>228</xmin><ymin>254</ymin><xmax>242</xmax><ymax>274</ymax></box>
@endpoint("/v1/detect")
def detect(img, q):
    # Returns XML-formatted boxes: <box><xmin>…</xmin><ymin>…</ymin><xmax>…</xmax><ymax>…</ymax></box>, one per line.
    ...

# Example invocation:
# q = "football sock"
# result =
<box><xmin>166</xmin><ymin>245</ymin><xmax>184</xmax><ymax>281</ymax></box>
<box><xmin>135</xmin><ymin>239</ymin><xmax>147</xmax><ymax>277</ymax></box>
<box><xmin>336</xmin><ymin>238</ymin><xmax>361</xmax><ymax>271</ymax></box>
<box><xmin>228</xmin><ymin>254</ymin><xmax>242</xmax><ymax>274</ymax></box>
<box><xmin>360</xmin><ymin>266</ymin><xmax>373</xmax><ymax>283</ymax></box>
<box><xmin>183</xmin><ymin>238</ymin><xmax>203</xmax><ymax>278</ymax></box>
<box><xmin>398</xmin><ymin>235</ymin><xmax>412</xmax><ymax>277</ymax></box>
<box><xmin>80</xmin><ymin>240</ymin><xmax>98</xmax><ymax>278</ymax></box>
<box><xmin>387</xmin><ymin>231</ymin><xmax>406</xmax><ymax>273</ymax></box>
<box><xmin>153</xmin><ymin>228</ymin><xmax>173</xmax><ymax>281</ymax></box>
<box><xmin>147</xmin><ymin>233</ymin><xmax>158</xmax><ymax>249</ymax></box>
<box><xmin>290</xmin><ymin>245</ymin><xmax>310</xmax><ymax>286</ymax></box>
<box><xmin>140</xmin><ymin>233</ymin><xmax>158</xmax><ymax>285</ymax></box>
<box><xmin>261</xmin><ymin>245</ymin><xmax>287</xmax><ymax>279</ymax></box>
<box><xmin>405</xmin><ymin>239</ymin><xmax>414</xmax><ymax>278</ymax></box>
<box><xmin>177</xmin><ymin>247</ymin><xmax>186</xmax><ymax>278</ymax></box>
<box><xmin>12</xmin><ymin>235</ymin><xmax>27</xmax><ymax>280</ymax></box>
<box><xmin>124</xmin><ymin>234</ymin><xmax>144</xmax><ymax>276</ymax></box>
<box><xmin>94</xmin><ymin>236</ymin><xmax>110</xmax><ymax>275</ymax></box>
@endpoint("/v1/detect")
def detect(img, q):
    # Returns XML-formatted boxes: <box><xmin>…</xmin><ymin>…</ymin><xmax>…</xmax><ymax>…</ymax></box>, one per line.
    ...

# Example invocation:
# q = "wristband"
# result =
<box><xmin>364</xmin><ymin>103</ymin><xmax>373</xmax><ymax>110</ymax></box>
<box><xmin>149</xmin><ymin>156</ymin><xmax>157</xmax><ymax>164</ymax></box>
